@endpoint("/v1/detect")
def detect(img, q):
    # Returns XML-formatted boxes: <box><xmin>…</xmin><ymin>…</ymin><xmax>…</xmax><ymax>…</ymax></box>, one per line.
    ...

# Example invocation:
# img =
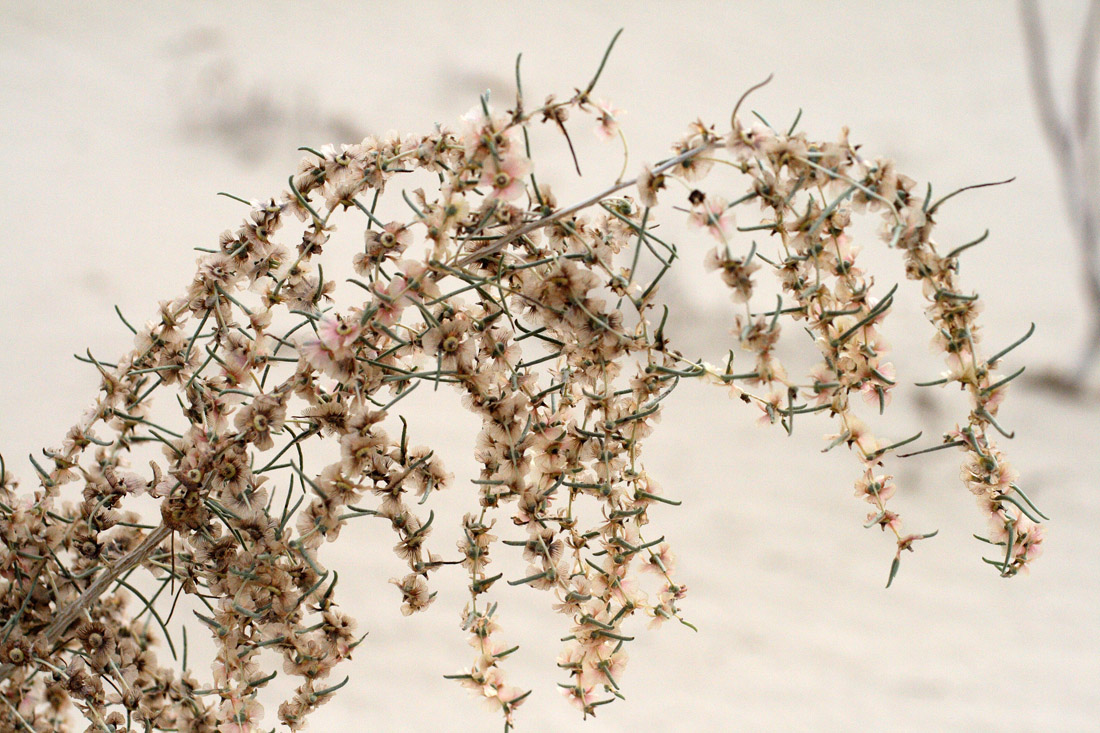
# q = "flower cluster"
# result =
<box><xmin>702</xmin><ymin>108</ymin><xmax>1045</xmax><ymax>582</ymax></box>
<box><xmin>0</xmin><ymin>41</ymin><xmax>1040</xmax><ymax>732</ymax></box>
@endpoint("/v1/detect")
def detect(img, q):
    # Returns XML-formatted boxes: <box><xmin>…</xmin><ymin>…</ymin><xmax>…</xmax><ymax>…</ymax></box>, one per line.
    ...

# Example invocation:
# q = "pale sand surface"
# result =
<box><xmin>1</xmin><ymin>2</ymin><xmax>1098</xmax><ymax>731</ymax></box>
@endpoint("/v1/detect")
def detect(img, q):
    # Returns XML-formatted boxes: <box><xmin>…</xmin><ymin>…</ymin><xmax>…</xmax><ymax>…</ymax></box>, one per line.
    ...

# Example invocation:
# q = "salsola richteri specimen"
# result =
<box><xmin>0</xmin><ymin>33</ymin><xmax>1043</xmax><ymax>731</ymax></box>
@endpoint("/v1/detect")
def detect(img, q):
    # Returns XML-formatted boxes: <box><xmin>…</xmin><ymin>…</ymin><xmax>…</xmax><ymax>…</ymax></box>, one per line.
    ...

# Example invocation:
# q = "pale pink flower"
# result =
<box><xmin>647</xmin><ymin>600</ymin><xmax>675</xmax><ymax>629</ymax></box>
<box><xmin>592</xmin><ymin>99</ymin><xmax>623</xmax><ymax>141</ymax></box>
<box><xmin>392</xmin><ymin>259</ymin><xmax>442</xmax><ymax>304</ymax></box>
<box><xmin>867</xmin><ymin>509</ymin><xmax>901</xmax><ymax>533</ymax></box>
<box><xmin>480</xmin><ymin>675</ymin><xmax>526</xmax><ymax>722</ymax></box>
<box><xmin>219</xmin><ymin>694</ymin><xmax>264</xmax><ymax>733</ymax></box>
<box><xmin>690</xmin><ymin>197</ymin><xmax>735</xmax><ymax>242</ymax></box>
<box><xmin>643</xmin><ymin>541</ymin><xmax>677</xmax><ymax>575</ymax></box>
<box><xmin>847</xmin><ymin>416</ymin><xmax>881</xmax><ymax>458</ymax></box>
<box><xmin>636</xmin><ymin>162</ymin><xmax>665</xmax><ymax>207</ymax></box>
<box><xmin>581</xmin><ymin>647</ymin><xmax>628</xmax><ymax>690</ymax></box>
<box><xmin>355</xmin><ymin>221</ymin><xmax>412</xmax><ymax>273</ymax></box>
<box><xmin>299</xmin><ymin>339</ymin><xmax>338</xmax><ymax>376</ymax></box>
<box><xmin>704</xmin><ymin>246</ymin><xmax>760</xmax><ymax>302</ymax></box>
<box><xmin>561</xmin><ymin>683</ymin><xmax>600</xmax><ymax>714</ymax></box>
<box><xmin>755</xmin><ymin>389</ymin><xmax>785</xmax><ymax>427</ymax></box>
<box><xmin>368</xmin><ymin>277</ymin><xmax>410</xmax><ymax>327</ymax></box>
<box><xmin>1012</xmin><ymin>518</ymin><xmax>1044</xmax><ymax>566</ymax></box>
<box><xmin>16</xmin><ymin>690</ymin><xmax>35</xmax><ymax>717</ymax></box>
<box><xmin>854</xmin><ymin>470</ymin><xmax>896</xmax><ymax>504</ymax></box>
<box><xmin>944</xmin><ymin>349</ymin><xmax>979</xmax><ymax>384</ymax></box>
<box><xmin>727</xmin><ymin>121</ymin><xmax>776</xmax><ymax>161</ymax></box>
<box><xmin>482</xmin><ymin>155</ymin><xmax>532</xmax><ymax>201</ymax></box>
<box><xmin>298</xmin><ymin>314</ymin><xmax>362</xmax><ymax>380</ymax></box>
<box><xmin>317</xmin><ymin>315</ymin><xmax>362</xmax><ymax>354</ymax></box>
<box><xmin>860</xmin><ymin>361</ymin><xmax>895</xmax><ymax>409</ymax></box>
<box><xmin>459</xmin><ymin>104</ymin><xmax>520</xmax><ymax>160</ymax></box>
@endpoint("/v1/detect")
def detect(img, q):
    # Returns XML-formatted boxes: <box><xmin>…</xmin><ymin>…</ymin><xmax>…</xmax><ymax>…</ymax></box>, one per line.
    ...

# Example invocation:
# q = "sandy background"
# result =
<box><xmin>1</xmin><ymin>2</ymin><xmax>1098</xmax><ymax>731</ymax></box>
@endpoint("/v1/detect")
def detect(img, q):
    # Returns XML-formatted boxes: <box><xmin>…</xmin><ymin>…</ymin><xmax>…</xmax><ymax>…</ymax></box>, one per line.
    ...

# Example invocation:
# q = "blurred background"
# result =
<box><xmin>1</xmin><ymin>2</ymin><xmax>1097</xmax><ymax>730</ymax></box>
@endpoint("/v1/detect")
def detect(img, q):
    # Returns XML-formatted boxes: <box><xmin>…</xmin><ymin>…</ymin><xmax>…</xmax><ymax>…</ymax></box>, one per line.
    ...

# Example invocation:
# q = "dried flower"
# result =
<box><xmin>0</xmin><ymin>35</ymin><xmax>1040</xmax><ymax>733</ymax></box>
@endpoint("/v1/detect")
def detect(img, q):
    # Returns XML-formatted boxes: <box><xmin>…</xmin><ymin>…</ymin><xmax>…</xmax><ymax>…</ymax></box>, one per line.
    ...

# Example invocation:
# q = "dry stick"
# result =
<box><xmin>1020</xmin><ymin>0</ymin><xmax>1100</xmax><ymax>380</ymax></box>
<box><xmin>0</xmin><ymin>523</ymin><xmax>172</xmax><ymax>685</ymax></box>
<box><xmin>454</xmin><ymin>142</ymin><xmax>714</xmax><ymax>267</ymax></box>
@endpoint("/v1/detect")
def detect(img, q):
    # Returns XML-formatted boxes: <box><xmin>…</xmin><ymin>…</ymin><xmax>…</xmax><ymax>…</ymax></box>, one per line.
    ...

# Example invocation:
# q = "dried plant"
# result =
<box><xmin>0</xmin><ymin>32</ymin><xmax>1044</xmax><ymax>732</ymax></box>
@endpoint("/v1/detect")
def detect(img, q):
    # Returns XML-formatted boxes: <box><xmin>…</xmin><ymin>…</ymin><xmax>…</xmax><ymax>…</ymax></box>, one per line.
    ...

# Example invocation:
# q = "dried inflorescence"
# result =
<box><xmin>0</xmin><ymin>37</ymin><xmax>1042</xmax><ymax>732</ymax></box>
